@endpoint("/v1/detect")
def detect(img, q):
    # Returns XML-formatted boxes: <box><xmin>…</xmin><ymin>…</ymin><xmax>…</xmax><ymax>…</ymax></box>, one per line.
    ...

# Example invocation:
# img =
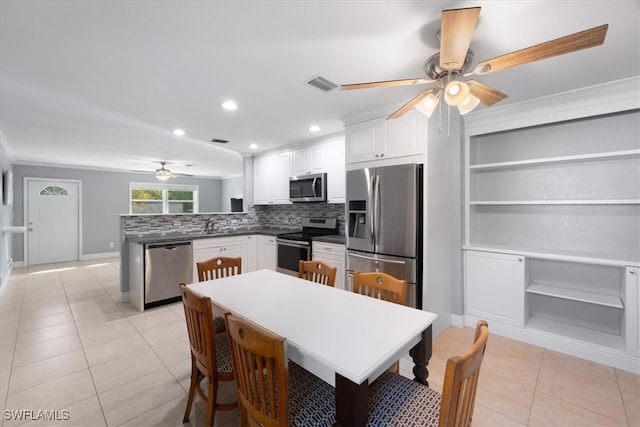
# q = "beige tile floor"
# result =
<box><xmin>1</xmin><ymin>258</ymin><xmax>638</xmax><ymax>426</ymax></box>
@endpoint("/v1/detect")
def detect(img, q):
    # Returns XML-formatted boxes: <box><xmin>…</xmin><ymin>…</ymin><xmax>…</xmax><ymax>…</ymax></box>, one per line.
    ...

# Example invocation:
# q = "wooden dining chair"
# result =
<box><xmin>352</xmin><ymin>271</ymin><xmax>408</xmax><ymax>306</ymax></box>
<box><xmin>352</xmin><ymin>271</ymin><xmax>408</xmax><ymax>373</ymax></box>
<box><xmin>197</xmin><ymin>256</ymin><xmax>242</xmax><ymax>333</ymax></box>
<box><xmin>224</xmin><ymin>312</ymin><xmax>336</xmax><ymax>427</ymax></box>
<box><xmin>197</xmin><ymin>256</ymin><xmax>242</xmax><ymax>281</ymax></box>
<box><xmin>368</xmin><ymin>320</ymin><xmax>490</xmax><ymax>427</ymax></box>
<box><xmin>298</xmin><ymin>260</ymin><xmax>337</xmax><ymax>287</ymax></box>
<box><xmin>180</xmin><ymin>284</ymin><xmax>237</xmax><ymax>427</ymax></box>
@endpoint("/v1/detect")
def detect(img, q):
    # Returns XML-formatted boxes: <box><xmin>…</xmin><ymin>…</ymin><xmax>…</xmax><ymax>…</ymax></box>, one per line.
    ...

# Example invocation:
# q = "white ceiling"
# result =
<box><xmin>1</xmin><ymin>1</ymin><xmax>638</xmax><ymax>178</ymax></box>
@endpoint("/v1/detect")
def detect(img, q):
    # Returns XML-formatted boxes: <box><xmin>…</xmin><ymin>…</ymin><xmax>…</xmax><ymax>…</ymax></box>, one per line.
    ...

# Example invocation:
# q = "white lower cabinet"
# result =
<box><xmin>193</xmin><ymin>236</ymin><xmax>254</xmax><ymax>280</ymax></box>
<box><xmin>464</xmin><ymin>250</ymin><xmax>525</xmax><ymax>327</ymax></box>
<box><xmin>625</xmin><ymin>267</ymin><xmax>640</xmax><ymax>356</ymax></box>
<box><xmin>257</xmin><ymin>235</ymin><xmax>277</xmax><ymax>271</ymax></box>
<box><xmin>312</xmin><ymin>242</ymin><xmax>345</xmax><ymax>290</ymax></box>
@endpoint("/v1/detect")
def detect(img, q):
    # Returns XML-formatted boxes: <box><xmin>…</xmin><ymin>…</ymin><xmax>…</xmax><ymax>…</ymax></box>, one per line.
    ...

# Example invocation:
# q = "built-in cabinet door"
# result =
<box><xmin>253</xmin><ymin>152</ymin><xmax>292</xmax><ymax>205</ymax></box>
<box><xmin>465</xmin><ymin>250</ymin><xmax>525</xmax><ymax>326</ymax></box>
<box><xmin>345</xmin><ymin>118</ymin><xmax>380</xmax><ymax>163</ymax></box>
<box><xmin>253</xmin><ymin>156</ymin><xmax>272</xmax><ymax>204</ymax></box>
<box><xmin>193</xmin><ymin>237</ymin><xmax>251</xmax><ymax>279</ymax></box>
<box><xmin>326</xmin><ymin>140</ymin><xmax>346</xmax><ymax>203</ymax></box>
<box><xmin>382</xmin><ymin>110</ymin><xmax>424</xmax><ymax>159</ymax></box>
<box><xmin>625</xmin><ymin>267</ymin><xmax>640</xmax><ymax>356</ymax></box>
<box><xmin>257</xmin><ymin>235</ymin><xmax>277</xmax><ymax>271</ymax></box>
<box><xmin>292</xmin><ymin>145</ymin><xmax>329</xmax><ymax>176</ymax></box>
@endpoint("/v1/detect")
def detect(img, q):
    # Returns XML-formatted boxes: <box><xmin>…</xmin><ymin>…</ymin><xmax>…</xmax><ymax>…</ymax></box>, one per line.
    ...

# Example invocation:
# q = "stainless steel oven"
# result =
<box><xmin>276</xmin><ymin>237</ymin><xmax>311</xmax><ymax>276</ymax></box>
<box><xmin>275</xmin><ymin>217</ymin><xmax>338</xmax><ymax>276</ymax></box>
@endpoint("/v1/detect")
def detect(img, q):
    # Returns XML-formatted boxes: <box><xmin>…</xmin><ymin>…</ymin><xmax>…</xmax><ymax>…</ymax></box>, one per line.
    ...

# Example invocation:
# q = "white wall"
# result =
<box><xmin>0</xmin><ymin>132</ymin><xmax>15</xmax><ymax>285</ymax></box>
<box><xmin>220</xmin><ymin>175</ymin><xmax>244</xmax><ymax>212</ymax></box>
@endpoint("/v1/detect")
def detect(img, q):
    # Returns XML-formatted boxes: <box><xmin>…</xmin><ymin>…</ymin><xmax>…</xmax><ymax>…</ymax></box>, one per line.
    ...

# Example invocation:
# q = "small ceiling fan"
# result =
<box><xmin>341</xmin><ymin>7</ymin><xmax>608</xmax><ymax>119</ymax></box>
<box><xmin>132</xmin><ymin>162</ymin><xmax>194</xmax><ymax>181</ymax></box>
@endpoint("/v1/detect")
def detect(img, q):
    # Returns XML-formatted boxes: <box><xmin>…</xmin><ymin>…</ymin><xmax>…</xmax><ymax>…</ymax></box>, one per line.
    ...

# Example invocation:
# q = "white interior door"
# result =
<box><xmin>27</xmin><ymin>179</ymin><xmax>80</xmax><ymax>265</ymax></box>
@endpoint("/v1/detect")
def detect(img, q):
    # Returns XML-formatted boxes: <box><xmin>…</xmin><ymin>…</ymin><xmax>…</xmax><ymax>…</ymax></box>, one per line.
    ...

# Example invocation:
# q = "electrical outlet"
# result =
<box><xmin>173</xmin><ymin>220</ymin><xmax>181</xmax><ymax>226</ymax></box>
<box><xmin>109</xmin><ymin>242</ymin><xmax>115</xmax><ymax>248</ymax></box>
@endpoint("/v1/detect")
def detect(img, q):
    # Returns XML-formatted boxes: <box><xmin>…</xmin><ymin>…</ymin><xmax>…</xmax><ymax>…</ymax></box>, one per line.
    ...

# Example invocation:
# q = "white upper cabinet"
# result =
<box><xmin>345</xmin><ymin>110</ymin><xmax>425</xmax><ymax>164</ymax></box>
<box><xmin>253</xmin><ymin>151</ymin><xmax>292</xmax><ymax>205</ymax></box>
<box><xmin>292</xmin><ymin>144</ymin><xmax>329</xmax><ymax>176</ymax></box>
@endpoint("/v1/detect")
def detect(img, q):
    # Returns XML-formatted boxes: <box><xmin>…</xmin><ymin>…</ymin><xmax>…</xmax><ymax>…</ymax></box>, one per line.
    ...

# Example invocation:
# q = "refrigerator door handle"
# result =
<box><xmin>370</xmin><ymin>174</ymin><xmax>376</xmax><ymax>245</ymax></box>
<box><xmin>349</xmin><ymin>252</ymin><xmax>407</xmax><ymax>264</ymax></box>
<box><xmin>373</xmin><ymin>173</ymin><xmax>381</xmax><ymax>245</ymax></box>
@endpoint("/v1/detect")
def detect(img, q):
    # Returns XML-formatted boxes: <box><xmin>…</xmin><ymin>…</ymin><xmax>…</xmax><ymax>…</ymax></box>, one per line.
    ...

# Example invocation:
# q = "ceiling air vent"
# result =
<box><xmin>305</xmin><ymin>75</ymin><xmax>338</xmax><ymax>92</ymax></box>
<box><xmin>210</xmin><ymin>138</ymin><xmax>229</xmax><ymax>144</ymax></box>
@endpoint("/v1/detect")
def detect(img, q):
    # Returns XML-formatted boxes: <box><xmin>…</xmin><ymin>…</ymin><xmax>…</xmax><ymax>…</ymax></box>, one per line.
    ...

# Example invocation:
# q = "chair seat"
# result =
<box><xmin>214</xmin><ymin>332</ymin><xmax>233</xmax><ymax>374</ymax></box>
<box><xmin>288</xmin><ymin>362</ymin><xmax>336</xmax><ymax>427</ymax></box>
<box><xmin>213</xmin><ymin>316</ymin><xmax>226</xmax><ymax>334</ymax></box>
<box><xmin>368</xmin><ymin>372</ymin><xmax>442</xmax><ymax>427</ymax></box>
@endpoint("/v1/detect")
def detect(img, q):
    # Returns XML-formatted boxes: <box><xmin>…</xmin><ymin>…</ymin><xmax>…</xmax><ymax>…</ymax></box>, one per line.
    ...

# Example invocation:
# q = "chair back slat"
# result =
<box><xmin>198</xmin><ymin>257</ymin><xmax>242</xmax><ymax>282</ymax></box>
<box><xmin>225</xmin><ymin>313</ymin><xmax>289</xmax><ymax>427</ymax></box>
<box><xmin>438</xmin><ymin>320</ymin><xmax>489</xmax><ymax>427</ymax></box>
<box><xmin>352</xmin><ymin>271</ymin><xmax>408</xmax><ymax>306</ymax></box>
<box><xmin>298</xmin><ymin>260</ymin><xmax>337</xmax><ymax>287</ymax></box>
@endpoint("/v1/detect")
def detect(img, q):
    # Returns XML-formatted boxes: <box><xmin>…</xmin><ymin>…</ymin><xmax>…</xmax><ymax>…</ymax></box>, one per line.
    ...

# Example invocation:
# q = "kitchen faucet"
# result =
<box><xmin>204</xmin><ymin>219</ymin><xmax>215</xmax><ymax>233</ymax></box>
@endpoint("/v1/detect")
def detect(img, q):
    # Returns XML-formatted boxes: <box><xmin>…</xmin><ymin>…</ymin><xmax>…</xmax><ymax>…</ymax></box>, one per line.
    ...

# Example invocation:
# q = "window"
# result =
<box><xmin>40</xmin><ymin>185</ymin><xmax>69</xmax><ymax>196</ymax></box>
<box><xmin>130</xmin><ymin>183</ymin><xmax>198</xmax><ymax>214</ymax></box>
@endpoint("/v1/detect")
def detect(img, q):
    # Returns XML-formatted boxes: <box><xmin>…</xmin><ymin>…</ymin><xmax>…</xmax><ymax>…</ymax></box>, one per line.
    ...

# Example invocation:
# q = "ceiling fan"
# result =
<box><xmin>341</xmin><ymin>7</ymin><xmax>608</xmax><ymax>119</ymax></box>
<box><xmin>132</xmin><ymin>162</ymin><xmax>194</xmax><ymax>181</ymax></box>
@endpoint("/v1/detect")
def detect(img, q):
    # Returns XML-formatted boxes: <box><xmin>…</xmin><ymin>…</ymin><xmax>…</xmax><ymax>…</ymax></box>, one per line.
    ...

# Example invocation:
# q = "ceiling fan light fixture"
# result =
<box><xmin>444</xmin><ymin>80</ymin><xmax>470</xmax><ymax>106</ymax></box>
<box><xmin>414</xmin><ymin>92</ymin><xmax>440</xmax><ymax>118</ymax></box>
<box><xmin>457</xmin><ymin>93</ymin><xmax>481</xmax><ymax>115</ymax></box>
<box><xmin>155</xmin><ymin>171</ymin><xmax>171</xmax><ymax>181</ymax></box>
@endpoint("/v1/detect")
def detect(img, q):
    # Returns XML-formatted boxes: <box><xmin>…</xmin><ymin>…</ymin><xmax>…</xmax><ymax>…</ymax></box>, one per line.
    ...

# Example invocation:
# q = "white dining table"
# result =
<box><xmin>188</xmin><ymin>269</ymin><xmax>437</xmax><ymax>426</ymax></box>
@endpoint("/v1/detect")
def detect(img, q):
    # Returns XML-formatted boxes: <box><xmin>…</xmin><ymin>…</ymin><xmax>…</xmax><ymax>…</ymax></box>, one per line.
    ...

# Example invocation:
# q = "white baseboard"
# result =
<box><xmin>80</xmin><ymin>251</ymin><xmax>119</xmax><ymax>260</ymax></box>
<box><xmin>450</xmin><ymin>314</ymin><xmax>465</xmax><ymax>328</ymax></box>
<box><xmin>12</xmin><ymin>261</ymin><xmax>25</xmax><ymax>268</ymax></box>
<box><xmin>119</xmin><ymin>292</ymin><xmax>129</xmax><ymax>303</ymax></box>
<box><xmin>463</xmin><ymin>314</ymin><xmax>640</xmax><ymax>375</ymax></box>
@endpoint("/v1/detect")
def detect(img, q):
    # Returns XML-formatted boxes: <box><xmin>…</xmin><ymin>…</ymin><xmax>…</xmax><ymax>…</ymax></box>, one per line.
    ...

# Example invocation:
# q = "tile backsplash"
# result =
<box><xmin>122</xmin><ymin>203</ymin><xmax>345</xmax><ymax>236</ymax></box>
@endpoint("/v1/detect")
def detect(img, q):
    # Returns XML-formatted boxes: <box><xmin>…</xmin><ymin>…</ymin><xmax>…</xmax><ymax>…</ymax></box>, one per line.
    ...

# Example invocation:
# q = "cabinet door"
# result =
<box><xmin>257</xmin><ymin>235</ymin><xmax>277</xmax><ymax>271</ymax></box>
<box><xmin>346</xmin><ymin>118</ymin><xmax>380</xmax><ymax>163</ymax></box>
<box><xmin>625</xmin><ymin>267</ymin><xmax>640</xmax><ymax>356</ymax></box>
<box><xmin>465</xmin><ymin>250</ymin><xmax>525</xmax><ymax>326</ymax></box>
<box><xmin>253</xmin><ymin>156</ymin><xmax>272</xmax><ymax>205</ymax></box>
<box><xmin>382</xmin><ymin>110</ymin><xmax>424</xmax><ymax>159</ymax></box>
<box><xmin>270</xmin><ymin>152</ymin><xmax>292</xmax><ymax>204</ymax></box>
<box><xmin>292</xmin><ymin>147</ymin><xmax>311</xmax><ymax>176</ymax></box>
<box><xmin>326</xmin><ymin>140</ymin><xmax>346</xmax><ymax>203</ymax></box>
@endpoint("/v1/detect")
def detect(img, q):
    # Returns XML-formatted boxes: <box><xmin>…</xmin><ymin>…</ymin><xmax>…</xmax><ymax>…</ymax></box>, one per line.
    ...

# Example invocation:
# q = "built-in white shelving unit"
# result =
<box><xmin>463</xmin><ymin>78</ymin><xmax>640</xmax><ymax>373</ymax></box>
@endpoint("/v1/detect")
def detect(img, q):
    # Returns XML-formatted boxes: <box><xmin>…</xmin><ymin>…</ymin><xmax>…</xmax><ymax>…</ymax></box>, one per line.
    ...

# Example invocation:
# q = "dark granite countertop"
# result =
<box><xmin>126</xmin><ymin>227</ymin><xmax>300</xmax><ymax>245</ymax></box>
<box><xmin>312</xmin><ymin>234</ymin><xmax>346</xmax><ymax>245</ymax></box>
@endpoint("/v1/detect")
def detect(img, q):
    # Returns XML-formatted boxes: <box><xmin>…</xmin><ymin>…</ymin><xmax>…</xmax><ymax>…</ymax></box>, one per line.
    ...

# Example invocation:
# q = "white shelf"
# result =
<box><xmin>470</xmin><ymin>199</ymin><xmax>640</xmax><ymax>205</ymax></box>
<box><xmin>526</xmin><ymin>317</ymin><xmax>625</xmax><ymax>351</ymax></box>
<box><xmin>1</xmin><ymin>226</ymin><xmax>26</xmax><ymax>234</ymax></box>
<box><xmin>469</xmin><ymin>149</ymin><xmax>640</xmax><ymax>171</ymax></box>
<box><xmin>526</xmin><ymin>283</ymin><xmax>623</xmax><ymax>309</ymax></box>
<box><xmin>463</xmin><ymin>245</ymin><xmax>640</xmax><ymax>268</ymax></box>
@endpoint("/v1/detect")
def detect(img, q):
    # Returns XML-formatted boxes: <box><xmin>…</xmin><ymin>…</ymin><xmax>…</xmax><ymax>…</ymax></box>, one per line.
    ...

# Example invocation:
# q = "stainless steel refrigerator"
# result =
<box><xmin>346</xmin><ymin>163</ymin><xmax>423</xmax><ymax>308</ymax></box>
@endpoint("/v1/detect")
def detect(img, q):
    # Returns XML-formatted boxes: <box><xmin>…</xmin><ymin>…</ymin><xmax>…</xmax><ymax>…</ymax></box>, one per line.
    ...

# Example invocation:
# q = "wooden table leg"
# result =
<box><xmin>409</xmin><ymin>325</ymin><xmax>433</xmax><ymax>386</ymax></box>
<box><xmin>334</xmin><ymin>373</ymin><xmax>368</xmax><ymax>427</ymax></box>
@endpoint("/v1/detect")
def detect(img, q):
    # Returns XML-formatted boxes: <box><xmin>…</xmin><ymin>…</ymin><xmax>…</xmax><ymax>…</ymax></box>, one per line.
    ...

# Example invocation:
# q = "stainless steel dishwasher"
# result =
<box><xmin>144</xmin><ymin>241</ymin><xmax>193</xmax><ymax>309</ymax></box>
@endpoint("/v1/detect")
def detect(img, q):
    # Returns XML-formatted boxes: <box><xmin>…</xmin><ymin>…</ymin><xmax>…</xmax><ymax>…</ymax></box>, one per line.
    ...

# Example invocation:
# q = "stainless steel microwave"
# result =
<box><xmin>289</xmin><ymin>173</ymin><xmax>327</xmax><ymax>203</ymax></box>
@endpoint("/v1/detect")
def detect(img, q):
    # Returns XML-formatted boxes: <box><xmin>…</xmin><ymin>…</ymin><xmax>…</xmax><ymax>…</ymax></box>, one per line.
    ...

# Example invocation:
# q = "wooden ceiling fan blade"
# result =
<box><xmin>467</xmin><ymin>80</ymin><xmax>508</xmax><ymax>106</ymax></box>
<box><xmin>341</xmin><ymin>78</ymin><xmax>434</xmax><ymax>91</ymax></box>
<box><xmin>473</xmin><ymin>24</ymin><xmax>608</xmax><ymax>75</ymax></box>
<box><xmin>387</xmin><ymin>90</ymin><xmax>434</xmax><ymax>120</ymax></box>
<box><xmin>439</xmin><ymin>7</ymin><xmax>481</xmax><ymax>71</ymax></box>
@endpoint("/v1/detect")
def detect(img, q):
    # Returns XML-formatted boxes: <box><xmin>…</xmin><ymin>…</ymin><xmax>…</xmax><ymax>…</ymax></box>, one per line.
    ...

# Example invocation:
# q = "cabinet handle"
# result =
<box><xmin>630</xmin><ymin>270</ymin><xmax>637</xmax><ymax>275</ymax></box>
<box><xmin>375</xmin><ymin>154</ymin><xmax>379</xmax><ymax>158</ymax></box>
<box><xmin>380</xmin><ymin>153</ymin><xmax>384</xmax><ymax>157</ymax></box>
<box><xmin>518</xmin><ymin>258</ymin><xmax>523</xmax><ymax>262</ymax></box>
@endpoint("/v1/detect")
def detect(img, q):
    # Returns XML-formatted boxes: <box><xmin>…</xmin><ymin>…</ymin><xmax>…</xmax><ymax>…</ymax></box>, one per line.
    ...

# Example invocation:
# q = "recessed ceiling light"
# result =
<box><xmin>222</xmin><ymin>100</ymin><xmax>238</xmax><ymax>111</ymax></box>
<box><xmin>309</xmin><ymin>125</ymin><xmax>320</xmax><ymax>132</ymax></box>
<box><xmin>172</xmin><ymin>128</ymin><xmax>186</xmax><ymax>136</ymax></box>
<box><xmin>249</xmin><ymin>143</ymin><xmax>259</xmax><ymax>149</ymax></box>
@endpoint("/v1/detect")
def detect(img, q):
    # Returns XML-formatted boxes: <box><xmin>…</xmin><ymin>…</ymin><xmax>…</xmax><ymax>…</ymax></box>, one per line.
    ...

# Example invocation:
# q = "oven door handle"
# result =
<box><xmin>276</xmin><ymin>239</ymin><xmax>311</xmax><ymax>247</ymax></box>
